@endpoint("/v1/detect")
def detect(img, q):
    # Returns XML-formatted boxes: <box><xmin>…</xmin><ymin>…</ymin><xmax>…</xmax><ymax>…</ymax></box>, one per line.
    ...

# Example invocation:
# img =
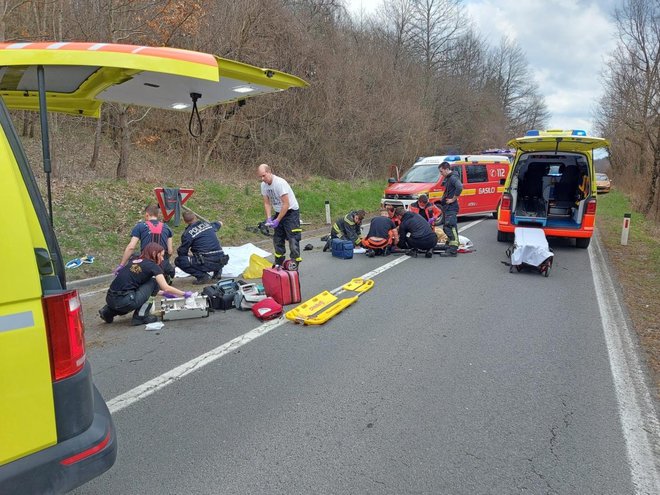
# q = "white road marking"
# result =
<box><xmin>80</xmin><ymin>288</ymin><xmax>107</xmax><ymax>298</ymax></box>
<box><xmin>589</xmin><ymin>235</ymin><xmax>660</xmax><ymax>493</ymax></box>
<box><xmin>107</xmin><ymin>219</ymin><xmax>484</xmax><ymax>414</ymax></box>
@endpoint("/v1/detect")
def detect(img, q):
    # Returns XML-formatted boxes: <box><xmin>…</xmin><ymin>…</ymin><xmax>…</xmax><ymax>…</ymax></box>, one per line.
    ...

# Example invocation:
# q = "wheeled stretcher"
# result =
<box><xmin>506</xmin><ymin>227</ymin><xmax>553</xmax><ymax>277</ymax></box>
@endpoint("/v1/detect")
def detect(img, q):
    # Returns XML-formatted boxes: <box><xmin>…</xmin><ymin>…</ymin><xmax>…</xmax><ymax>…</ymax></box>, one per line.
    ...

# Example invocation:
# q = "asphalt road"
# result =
<box><xmin>73</xmin><ymin>217</ymin><xmax>659</xmax><ymax>495</ymax></box>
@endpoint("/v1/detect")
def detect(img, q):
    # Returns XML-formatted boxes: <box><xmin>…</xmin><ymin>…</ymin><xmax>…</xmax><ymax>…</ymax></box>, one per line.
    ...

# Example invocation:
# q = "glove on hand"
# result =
<box><xmin>112</xmin><ymin>264</ymin><xmax>124</xmax><ymax>276</ymax></box>
<box><xmin>428</xmin><ymin>217</ymin><xmax>435</xmax><ymax>225</ymax></box>
<box><xmin>162</xmin><ymin>292</ymin><xmax>178</xmax><ymax>299</ymax></box>
<box><xmin>183</xmin><ymin>291</ymin><xmax>193</xmax><ymax>299</ymax></box>
<box><xmin>270</xmin><ymin>218</ymin><xmax>280</xmax><ymax>228</ymax></box>
<box><xmin>264</xmin><ymin>218</ymin><xmax>274</xmax><ymax>227</ymax></box>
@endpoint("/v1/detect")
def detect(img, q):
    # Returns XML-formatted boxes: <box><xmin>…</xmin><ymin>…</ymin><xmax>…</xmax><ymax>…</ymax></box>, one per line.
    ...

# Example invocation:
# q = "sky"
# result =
<box><xmin>346</xmin><ymin>0</ymin><xmax>621</xmax><ymax>136</ymax></box>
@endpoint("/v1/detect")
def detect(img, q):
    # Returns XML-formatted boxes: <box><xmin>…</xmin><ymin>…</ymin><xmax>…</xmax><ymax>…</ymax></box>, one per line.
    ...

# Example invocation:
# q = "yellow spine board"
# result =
<box><xmin>285</xmin><ymin>278</ymin><xmax>374</xmax><ymax>325</ymax></box>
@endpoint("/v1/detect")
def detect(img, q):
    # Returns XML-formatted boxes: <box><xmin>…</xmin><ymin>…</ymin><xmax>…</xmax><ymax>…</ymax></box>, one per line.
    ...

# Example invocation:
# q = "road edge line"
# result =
<box><xmin>589</xmin><ymin>233</ymin><xmax>660</xmax><ymax>493</ymax></box>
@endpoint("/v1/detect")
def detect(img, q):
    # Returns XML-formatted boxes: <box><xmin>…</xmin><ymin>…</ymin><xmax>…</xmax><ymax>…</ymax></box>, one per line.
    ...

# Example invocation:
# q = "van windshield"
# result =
<box><xmin>400</xmin><ymin>164</ymin><xmax>440</xmax><ymax>183</ymax></box>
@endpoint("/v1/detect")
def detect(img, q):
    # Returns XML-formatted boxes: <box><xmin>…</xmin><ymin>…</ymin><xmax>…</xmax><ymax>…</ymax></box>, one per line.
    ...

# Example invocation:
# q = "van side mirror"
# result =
<box><xmin>499</xmin><ymin>178</ymin><xmax>506</xmax><ymax>185</ymax></box>
<box><xmin>388</xmin><ymin>177</ymin><xmax>396</xmax><ymax>184</ymax></box>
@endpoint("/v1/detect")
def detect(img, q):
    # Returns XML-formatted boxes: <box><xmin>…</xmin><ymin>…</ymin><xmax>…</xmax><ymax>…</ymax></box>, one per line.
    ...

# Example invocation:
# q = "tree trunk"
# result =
<box><xmin>644</xmin><ymin>121</ymin><xmax>660</xmax><ymax>215</ymax></box>
<box><xmin>89</xmin><ymin>110</ymin><xmax>103</xmax><ymax>170</ymax></box>
<box><xmin>115</xmin><ymin>107</ymin><xmax>130</xmax><ymax>179</ymax></box>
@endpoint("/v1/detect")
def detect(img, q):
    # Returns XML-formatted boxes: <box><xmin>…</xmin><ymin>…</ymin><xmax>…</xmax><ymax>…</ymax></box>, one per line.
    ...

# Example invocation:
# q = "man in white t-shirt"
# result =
<box><xmin>258</xmin><ymin>163</ymin><xmax>302</xmax><ymax>269</ymax></box>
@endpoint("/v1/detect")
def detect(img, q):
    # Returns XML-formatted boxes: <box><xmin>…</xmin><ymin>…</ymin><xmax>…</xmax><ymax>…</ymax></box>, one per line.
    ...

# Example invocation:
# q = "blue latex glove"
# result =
<box><xmin>112</xmin><ymin>264</ymin><xmax>124</xmax><ymax>276</ymax></box>
<box><xmin>162</xmin><ymin>292</ymin><xmax>177</xmax><ymax>299</ymax></box>
<box><xmin>428</xmin><ymin>217</ymin><xmax>435</xmax><ymax>225</ymax></box>
<box><xmin>183</xmin><ymin>291</ymin><xmax>193</xmax><ymax>299</ymax></box>
<box><xmin>270</xmin><ymin>218</ymin><xmax>280</xmax><ymax>228</ymax></box>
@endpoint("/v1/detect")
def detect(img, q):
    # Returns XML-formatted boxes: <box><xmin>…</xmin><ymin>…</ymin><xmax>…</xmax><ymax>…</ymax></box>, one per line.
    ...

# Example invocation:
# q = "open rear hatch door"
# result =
<box><xmin>0</xmin><ymin>42</ymin><xmax>307</xmax><ymax>115</ymax></box>
<box><xmin>508</xmin><ymin>133</ymin><xmax>609</xmax><ymax>154</ymax></box>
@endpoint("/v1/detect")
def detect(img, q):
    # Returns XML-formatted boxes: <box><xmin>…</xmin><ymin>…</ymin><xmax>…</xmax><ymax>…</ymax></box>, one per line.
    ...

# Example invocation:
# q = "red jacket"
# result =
<box><xmin>409</xmin><ymin>201</ymin><xmax>441</xmax><ymax>222</ymax></box>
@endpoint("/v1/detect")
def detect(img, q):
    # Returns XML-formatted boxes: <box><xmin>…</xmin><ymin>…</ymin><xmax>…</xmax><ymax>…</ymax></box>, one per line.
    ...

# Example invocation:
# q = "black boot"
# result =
<box><xmin>131</xmin><ymin>302</ymin><xmax>158</xmax><ymax>326</ymax></box>
<box><xmin>98</xmin><ymin>305</ymin><xmax>116</xmax><ymax>324</ymax></box>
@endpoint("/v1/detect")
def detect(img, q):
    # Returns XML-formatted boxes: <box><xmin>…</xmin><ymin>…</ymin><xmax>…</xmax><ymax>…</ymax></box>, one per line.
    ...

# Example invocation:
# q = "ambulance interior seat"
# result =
<box><xmin>519</xmin><ymin>162</ymin><xmax>547</xmax><ymax>215</ymax></box>
<box><xmin>554</xmin><ymin>164</ymin><xmax>580</xmax><ymax>206</ymax></box>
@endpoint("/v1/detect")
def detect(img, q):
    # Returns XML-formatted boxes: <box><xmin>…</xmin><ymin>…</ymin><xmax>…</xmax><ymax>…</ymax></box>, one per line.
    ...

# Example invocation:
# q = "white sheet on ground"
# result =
<box><xmin>510</xmin><ymin>227</ymin><xmax>553</xmax><ymax>266</ymax></box>
<box><xmin>174</xmin><ymin>243</ymin><xmax>272</xmax><ymax>279</ymax></box>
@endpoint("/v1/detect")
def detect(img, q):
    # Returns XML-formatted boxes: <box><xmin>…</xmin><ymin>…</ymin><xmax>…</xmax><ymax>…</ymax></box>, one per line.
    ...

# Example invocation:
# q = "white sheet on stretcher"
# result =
<box><xmin>511</xmin><ymin>227</ymin><xmax>553</xmax><ymax>266</ymax></box>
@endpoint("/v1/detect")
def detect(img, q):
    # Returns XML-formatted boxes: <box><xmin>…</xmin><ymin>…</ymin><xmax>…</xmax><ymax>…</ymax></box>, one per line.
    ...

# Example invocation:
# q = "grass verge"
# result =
<box><xmin>54</xmin><ymin>177</ymin><xmax>385</xmax><ymax>281</ymax></box>
<box><xmin>596</xmin><ymin>190</ymin><xmax>660</xmax><ymax>398</ymax></box>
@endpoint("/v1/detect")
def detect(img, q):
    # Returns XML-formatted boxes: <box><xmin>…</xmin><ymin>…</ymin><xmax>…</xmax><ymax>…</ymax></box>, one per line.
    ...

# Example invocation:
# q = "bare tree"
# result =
<box><xmin>597</xmin><ymin>0</ymin><xmax>660</xmax><ymax>216</ymax></box>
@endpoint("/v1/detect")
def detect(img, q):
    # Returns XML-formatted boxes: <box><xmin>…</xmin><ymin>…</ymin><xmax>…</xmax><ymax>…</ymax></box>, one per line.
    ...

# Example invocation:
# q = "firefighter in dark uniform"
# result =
<box><xmin>174</xmin><ymin>211</ymin><xmax>228</xmax><ymax>284</ymax></box>
<box><xmin>438</xmin><ymin>161</ymin><xmax>463</xmax><ymax>256</ymax></box>
<box><xmin>99</xmin><ymin>242</ymin><xmax>191</xmax><ymax>326</ymax></box>
<box><xmin>116</xmin><ymin>204</ymin><xmax>175</xmax><ymax>281</ymax></box>
<box><xmin>324</xmin><ymin>210</ymin><xmax>366</xmax><ymax>251</ymax></box>
<box><xmin>409</xmin><ymin>194</ymin><xmax>442</xmax><ymax>225</ymax></box>
<box><xmin>395</xmin><ymin>206</ymin><xmax>438</xmax><ymax>257</ymax></box>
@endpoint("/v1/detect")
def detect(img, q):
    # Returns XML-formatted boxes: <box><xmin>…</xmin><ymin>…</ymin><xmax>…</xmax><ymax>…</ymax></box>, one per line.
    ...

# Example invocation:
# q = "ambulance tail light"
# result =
<box><xmin>43</xmin><ymin>290</ymin><xmax>86</xmax><ymax>381</ymax></box>
<box><xmin>586</xmin><ymin>198</ymin><xmax>597</xmax><ymax>215</ymax></box>
<box><xmin>501</xmin><ymin>194</ymin><xmax>512</xmax><ymax>211</ymax></box>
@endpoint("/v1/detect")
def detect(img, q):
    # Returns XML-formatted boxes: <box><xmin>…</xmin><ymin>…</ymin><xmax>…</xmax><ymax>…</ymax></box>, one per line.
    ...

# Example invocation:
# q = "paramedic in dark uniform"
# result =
<box><xmin>362</xmin><ymin>210</ymin><xmax>398</xmax><ymax>256</ymax></box>
<box><xmin>409</xmin><ymin>194</ymin><xmax>442</xmax><ymax>225</ymax></box>
<box><xmin>115</xmin><ymin>204</ymin><xmax>175</xmax><ymax>280</ymax></box>
<box><xmin>258</xmin><ymin>163</ymin><xmax>302</xmax><ymax>269</ymax></box>
<box><xmin>99</xmin><ymin>242</ymin><xmax>191</xmax><ymax>326</ymax></box>
<box><xmin>395</xmin><ymin>206</ymin><xmax>438</xmax><ymax>257</ymax></box>
<box><xmin>439</xmin><ymin>161</ymin><xmax>463</xmax><ymax>256</ymax></box>
<box><xmin>175</xmin><ymin>211</ymin><xmax>228</xmax><ymax>284</ymax></box>
<box><xmin>324</xmin><ymin>210</ymin><xmax>366</xmax><ymax>251</ymax></box>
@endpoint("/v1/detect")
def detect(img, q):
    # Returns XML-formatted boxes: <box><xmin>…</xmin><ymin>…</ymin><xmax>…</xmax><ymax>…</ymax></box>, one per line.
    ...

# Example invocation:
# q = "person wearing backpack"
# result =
<box><xmin>115</xmin><ymin>204</ymin><xmax>175</xmax><ymax>280</ymax></box>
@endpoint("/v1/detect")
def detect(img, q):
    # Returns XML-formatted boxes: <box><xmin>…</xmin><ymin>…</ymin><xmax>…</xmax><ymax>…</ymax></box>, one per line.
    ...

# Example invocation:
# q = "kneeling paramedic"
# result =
<box><xmin>395</xmin><ymin>206</ymin><xmax>438</xmax><ymax>256</ymax></box>
<box><xmin>362</xmin><ymin>209</ymin><xmax>398</xmax><ymax>256</ymax></box>
<box><xmin>324</xmin><ymin>210</ymin><xmax>366</xmax><ymax>251</ymax></box>
<box><xmin>100</xmin><ymin>242</ymin><xmax>192</xmax><ymax>326</ymax></box>
<box><xmin>409</xmin><ymin>194</ymin><xmax>442</xmax><ymax>226</ymax></box>
<box><xmin>175</xmin><ymin>211</ymin><xmax>229</xmax><ymax>284</ymax></box>
<box><xmin>438</xmin><ymin>161</ymin><xmax>463</xmax><ymax>256</ymax></box>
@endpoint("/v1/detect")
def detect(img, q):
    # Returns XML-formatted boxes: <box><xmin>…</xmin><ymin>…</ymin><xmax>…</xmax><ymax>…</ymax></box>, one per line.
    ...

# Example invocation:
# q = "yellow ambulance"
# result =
<box><xmin>0</xmin><ymin>42</ymin><xmax>306</xmax><ymax>493</ymax></box>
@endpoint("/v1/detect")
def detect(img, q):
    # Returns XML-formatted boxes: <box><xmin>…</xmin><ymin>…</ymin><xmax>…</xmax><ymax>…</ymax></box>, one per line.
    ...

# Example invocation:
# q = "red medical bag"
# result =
<box><xmin>262</xmin><ymin>267</ymin><xmax>301</xmax><ymax>305</ymax></box>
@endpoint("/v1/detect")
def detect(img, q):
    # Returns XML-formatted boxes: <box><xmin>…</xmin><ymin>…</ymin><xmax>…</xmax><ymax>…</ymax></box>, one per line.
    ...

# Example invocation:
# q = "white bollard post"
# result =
<box><xmin>325</xmin><ymin>200</ymin><xmax>331</xmax><ymax>225</ymax></box>
<box><xmin>620</xmin><ymin>213</ymin><xmax>631</xmax><ymax>245</ymax></box>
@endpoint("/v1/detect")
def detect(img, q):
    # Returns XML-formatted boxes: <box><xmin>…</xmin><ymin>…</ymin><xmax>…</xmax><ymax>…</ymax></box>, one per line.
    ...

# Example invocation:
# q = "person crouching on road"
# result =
<box><xmin>324</xmin><ymin>210</ymin><xmax>366</xmax><ymax>252</ymax></box>
<box><xmin>99</xmin><ymin>242</ymin><xmax>192</xmax><ymax>326</ymax></box>
<box><xmin>362</xmin><ymin>209</ymin><xmax>398</xmax><ymax>257</ymax></box>
<box><xmin>394</xmin><ymin>206</ymin><xmax>438</xmax><ymax>257</ymax></box>
<box><xmin>409</xmin><ymin>194</ymin><xmax>442</xmax><ymax>226</ymax></box>
<box><xmin>174</xmin><ymin>211</ymin><xmax>228</xmax><ymax>285</ymax></box>
<box><xmin>438</xmin><ymin>161</ymin><xmax>463</xmax><ymax>257</ymax></box>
